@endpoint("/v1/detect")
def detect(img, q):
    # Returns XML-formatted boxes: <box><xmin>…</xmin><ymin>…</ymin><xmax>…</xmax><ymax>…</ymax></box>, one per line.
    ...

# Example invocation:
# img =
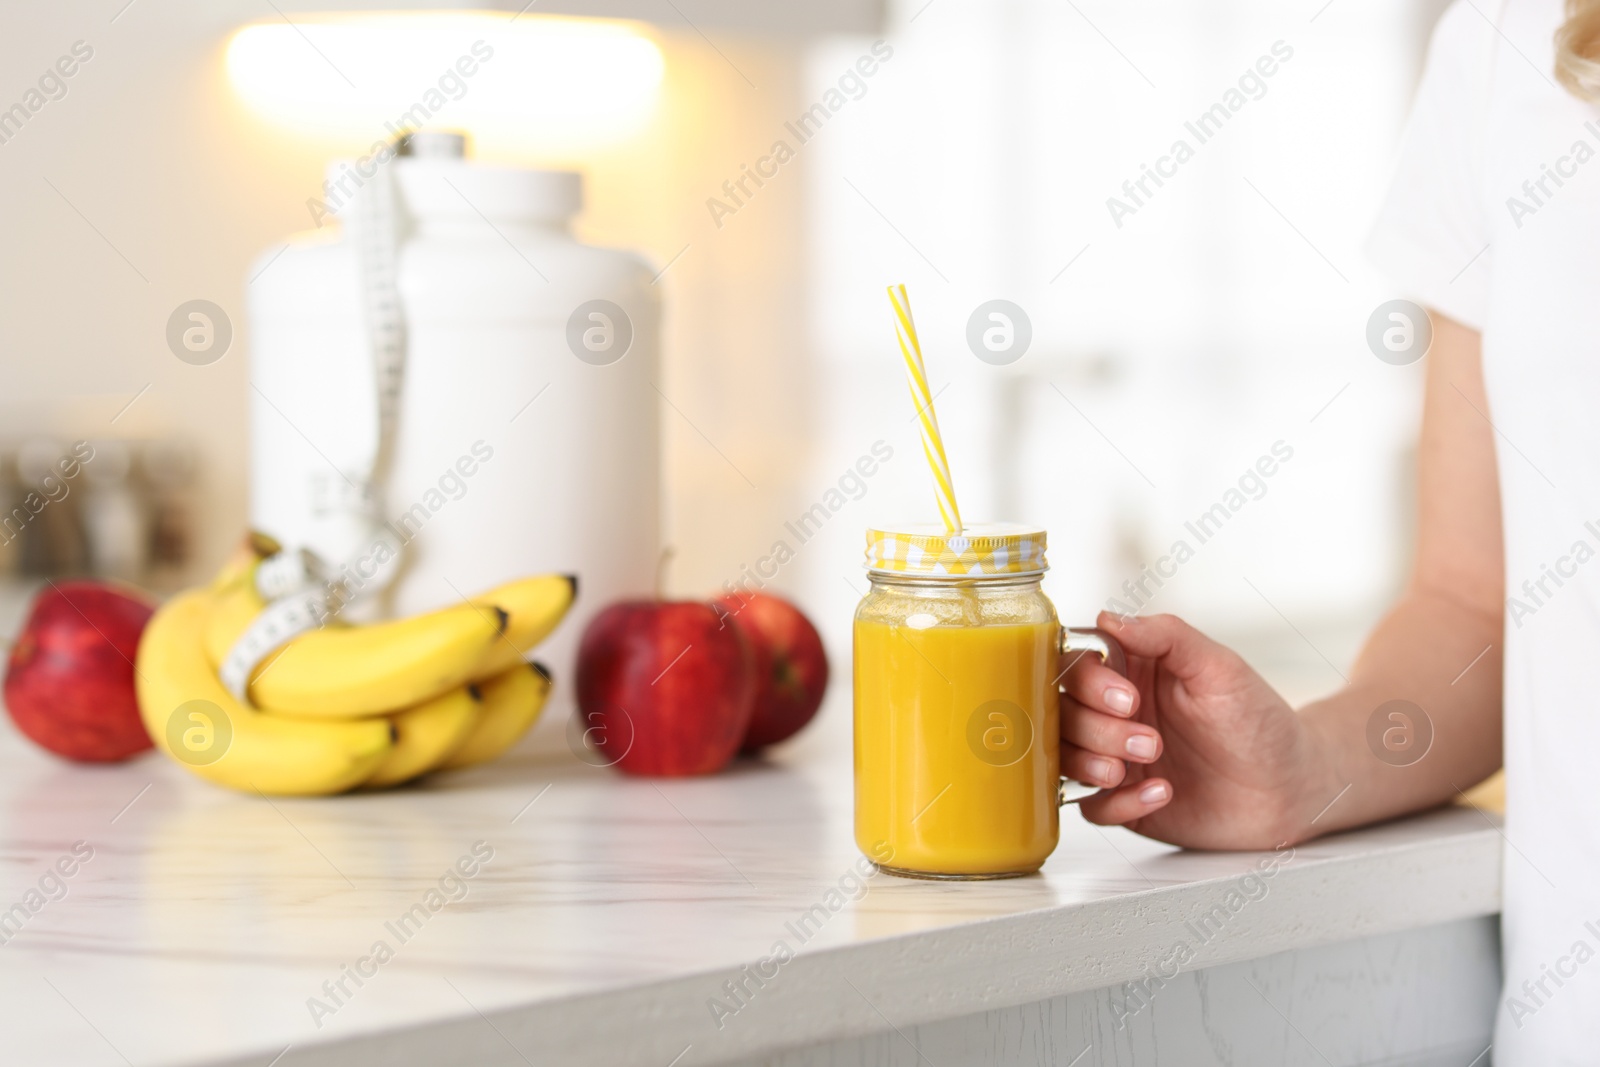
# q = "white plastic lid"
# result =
<box><xmin>395</xmin><ymin>159</ymin><xmax>582</xmax><ymax>224</ymax></box>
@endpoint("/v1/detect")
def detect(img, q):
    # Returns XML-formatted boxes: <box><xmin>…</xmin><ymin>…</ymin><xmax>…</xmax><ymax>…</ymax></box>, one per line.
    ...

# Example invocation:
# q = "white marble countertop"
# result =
<box><xmin>0</xmin><ymin>679</ymin><xmax>1503</xmax><ymax>1067</ymax></box>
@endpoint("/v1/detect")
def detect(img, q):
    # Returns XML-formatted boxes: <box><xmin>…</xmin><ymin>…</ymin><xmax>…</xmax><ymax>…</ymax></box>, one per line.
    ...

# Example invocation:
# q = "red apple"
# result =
<box><xmin>714</xmin><ymin>593</ymin><xmax>828</xmax><ymax>751</ymax></box>
<box><xmin>4</xmin><ymin>581</ymin><xmax>155</xmax><ymax>762</ymax></box>
<box><xmin>576</xmin><ymin>600</ymin><xmax>755</xmax><ymax>776</ymax></box>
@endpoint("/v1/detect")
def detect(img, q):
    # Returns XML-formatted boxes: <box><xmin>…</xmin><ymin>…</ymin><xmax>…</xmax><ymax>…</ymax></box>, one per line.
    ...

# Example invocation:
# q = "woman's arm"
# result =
<box><xmin>1294</xmin><ymin>311</ymin><xmax>1503</xmax><ymax>833</ymax></box>
<box><xmin>1059</xmin><ymin>311</ymin><xmax>1504</xmax><ymax>847</ymax></box>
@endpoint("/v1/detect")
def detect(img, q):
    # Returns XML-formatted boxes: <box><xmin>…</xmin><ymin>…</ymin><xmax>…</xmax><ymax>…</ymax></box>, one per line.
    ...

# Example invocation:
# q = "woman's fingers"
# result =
<box><xmin>1061</xmin><ymin>697</ymin><xmax>1163</xmax><ymax>763</ymax></box>
<box><xmin>1061</xmin><ymin>742</ymin><xmax>1127</xmax><ymax>788</ymax></box>
<box><xmin>1060</xmin><ymin>654</ymin><xmax>1139</xmax><ymax>717</ymax></box>
<box><xmin>1098</xmin><ymin>611</ymin><xmax>1235</xmax><ymax>684</ymax></box>
<box><xmin>1079</xmin><ymin>777</ymin><xmax>1173</xmax><ymax>826</ymax></box>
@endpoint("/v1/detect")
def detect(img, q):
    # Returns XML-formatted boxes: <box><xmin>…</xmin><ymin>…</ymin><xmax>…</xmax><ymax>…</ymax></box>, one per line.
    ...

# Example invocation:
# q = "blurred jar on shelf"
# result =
<box><xmin>0</xmin><ymin>449</ymin><xmax>20</xmax><ymax>577</ymax></box>
<box><xmin>80</xmin><ymin>440</ymin><xmax>147</xmax><ymax>582</ymax></box>
<box><xmin>140</xmin><ymin>438</ymin><xmax>197</xmax><ymax>578</ymax></box>
<box><xmin>0</xmin><ymin>437</ymin><xmax>196</xmax><ymax>583</ymax></box>
<box><xmin>13</xmin><ymin>439</ymin><xmax>88</xmax><ymax>576</ymax></box>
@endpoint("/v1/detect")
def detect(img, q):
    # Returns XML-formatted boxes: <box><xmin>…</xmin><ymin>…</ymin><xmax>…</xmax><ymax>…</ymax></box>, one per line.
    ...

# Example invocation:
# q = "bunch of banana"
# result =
<box><xmin>135</xmin><ymin>545</ymin><xmax>575</xmax><ymax>796</ymax></box>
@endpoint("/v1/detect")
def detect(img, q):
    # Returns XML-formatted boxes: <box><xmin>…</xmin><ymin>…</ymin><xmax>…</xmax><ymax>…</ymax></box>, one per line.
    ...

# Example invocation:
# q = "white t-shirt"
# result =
<box><xmin>1369</xmin><ymin>0</ymin><xmax>1600</xmax><ymax>1061</ymax></box>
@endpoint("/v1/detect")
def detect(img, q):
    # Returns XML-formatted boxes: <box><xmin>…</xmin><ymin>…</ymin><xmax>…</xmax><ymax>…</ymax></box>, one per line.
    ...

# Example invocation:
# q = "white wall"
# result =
<box><xmin>0</xmin><ymin>0</ymin><xmax>1444</xmax><ymax>707</ymax></box>
<box><xmin>792</xmin><ymin>0</ymin><xmax>1441</xmax><ymax>701</ymax></box>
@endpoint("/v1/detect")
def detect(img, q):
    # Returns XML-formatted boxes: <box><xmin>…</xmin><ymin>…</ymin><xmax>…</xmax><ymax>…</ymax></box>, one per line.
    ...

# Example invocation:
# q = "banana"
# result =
<box><xmin>440</xmin><ymin>662</ymin><xmax>552</xmax><ymax>771</ymax></box>
<box><xmin>246</xmin><ymin>601</ymin><xmax>506</xmax><ymax>718</ymax></box>
<box><xmin>136</xmin><ymin>590</ymin><xmax>394</xmax><ymax>796</ymax></box>
<box><xmin>469</xmin><ymin>575</ymin><xmax>577</xmax><ymax>680</ymax></box>
<box><xmin>208</xmin><ymin>532</ymin><xmax>279</xmax><ymax>593</ymax></box>
<box><xmin>201</xmin><ymin>566</ymin><xmax>565</xmax><ymax>718</ymax></box>
<box><xmin>202</xmin><ymin>565</ymin><xmax>267</xmax><ymax>669</ymax></box>
<box><xmin>362</xmin><ymin>686</ymin><xmax>481</xmax><ymax>789</ymax></box>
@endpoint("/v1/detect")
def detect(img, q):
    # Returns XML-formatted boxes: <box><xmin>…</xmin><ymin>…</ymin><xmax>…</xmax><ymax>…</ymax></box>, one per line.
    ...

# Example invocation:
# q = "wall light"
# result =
<box><xmin>226</xmin><ymin>13</ymin><xmax>665</xmax><ymax>159</ymax></box>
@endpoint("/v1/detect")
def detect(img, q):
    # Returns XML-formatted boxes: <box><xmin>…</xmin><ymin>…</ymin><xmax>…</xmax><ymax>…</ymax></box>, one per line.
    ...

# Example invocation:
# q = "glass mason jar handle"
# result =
<box><xmin>1058</xmin><ymin>627</ymin><xmax>1130</xmax><ymax>806</ymax></box>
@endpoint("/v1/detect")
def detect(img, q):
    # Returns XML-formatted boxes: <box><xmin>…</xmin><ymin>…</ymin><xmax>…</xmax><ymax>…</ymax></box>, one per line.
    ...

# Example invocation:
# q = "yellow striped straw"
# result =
<box><xmin>887</xmin><ymin>284</ymin><xmax>963</xmax><ymax>534</ymax></box>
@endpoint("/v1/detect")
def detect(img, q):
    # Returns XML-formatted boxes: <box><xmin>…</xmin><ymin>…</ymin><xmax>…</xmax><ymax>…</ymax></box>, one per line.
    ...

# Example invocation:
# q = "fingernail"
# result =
<box><xmin>1139</xmin><ymin>781</ymin><xmax>1169</xmax><ymax>804</ymax></box>
<box><xmin>1104</xmin><ymin>686</ymin><xmax>1135</xmax><ymax>715</ymax></box>
<box><xmin>1126</xmin><ymin>734</ymin><xmax>1157</xmax><ymax>760</ymax></box>
<box><xmin>1087</xmin><ymin>756</ymin><xmax>1117</xmax><ymax>784</ymax></box>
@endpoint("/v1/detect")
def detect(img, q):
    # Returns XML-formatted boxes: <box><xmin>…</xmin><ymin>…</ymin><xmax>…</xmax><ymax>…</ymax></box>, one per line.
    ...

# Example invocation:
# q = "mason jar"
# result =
<box><xmin>853</xmin><ymin>523</ymin><xmax>1124</xmax><ymax>879</ymax></box>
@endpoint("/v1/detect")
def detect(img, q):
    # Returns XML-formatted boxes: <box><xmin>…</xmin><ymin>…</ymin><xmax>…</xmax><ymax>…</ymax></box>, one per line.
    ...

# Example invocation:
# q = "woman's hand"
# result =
<box><xmin>1057</xmin><ymin>317</ymin><xmax>1504</xmax><ymax>850</ymax></box>
<box><xmin>1060</xmin><ymin>612</ymin><xmax>1335</xmax><ymax>849</ymax></box>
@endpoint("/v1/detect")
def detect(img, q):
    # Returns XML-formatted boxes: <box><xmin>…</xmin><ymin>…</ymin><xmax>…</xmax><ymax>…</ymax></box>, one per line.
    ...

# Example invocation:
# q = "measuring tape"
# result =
<box><xmin>350</xmin><ymin>144</ymin><xmax>407</xmax><ymax>486</ymax></box>
<box><xmin>218</xmin><ymin>541</ymin><xmax>405</xmax><ymax>703</ymax></box>
<box><xmin>222</xmin><ymin>134</ymin><xmax>439</xmax><ymax>703</ymax></box>
<box><xmin>219</xmin><ymin>584</ymin><xmax>331</xmax><ymax>702</ymax></box>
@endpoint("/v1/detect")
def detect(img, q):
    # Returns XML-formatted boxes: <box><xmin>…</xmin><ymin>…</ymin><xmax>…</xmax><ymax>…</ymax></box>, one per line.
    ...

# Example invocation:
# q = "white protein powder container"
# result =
<box><xmin>247</xmin><ymin>135</ymin><xmax>660</xmax><ymax>741</ymax></box>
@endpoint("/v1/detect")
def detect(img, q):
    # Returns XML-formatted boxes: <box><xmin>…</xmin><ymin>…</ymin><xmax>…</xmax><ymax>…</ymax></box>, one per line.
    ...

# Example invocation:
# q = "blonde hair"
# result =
<box><xmin>1556</xmin><ymin>0</ymin><xmax>1600</xmax><ymax>99</ymax></box>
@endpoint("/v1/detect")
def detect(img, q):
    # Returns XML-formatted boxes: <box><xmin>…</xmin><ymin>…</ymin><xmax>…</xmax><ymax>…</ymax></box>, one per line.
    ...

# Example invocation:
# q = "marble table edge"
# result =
<box><xmin>204</xmin><ymin>817</ymin><xmax>1505</xmax><ymax>1067</ymax></box>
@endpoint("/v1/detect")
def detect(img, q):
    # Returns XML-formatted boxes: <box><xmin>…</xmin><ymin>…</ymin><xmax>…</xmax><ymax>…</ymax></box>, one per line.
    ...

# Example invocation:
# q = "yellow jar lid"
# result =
<box><xmin>865</xmin><ymin>523</ymin><xmax>1047</xmax><ymax>577</ymax></box>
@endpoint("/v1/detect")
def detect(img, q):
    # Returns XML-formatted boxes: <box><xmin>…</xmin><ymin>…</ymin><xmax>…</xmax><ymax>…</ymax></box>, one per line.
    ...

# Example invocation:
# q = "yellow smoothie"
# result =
<box><xmin>853</xmin><ymin>617</ymin><xmax>1060</xmax><ymax>877</ymax></box>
